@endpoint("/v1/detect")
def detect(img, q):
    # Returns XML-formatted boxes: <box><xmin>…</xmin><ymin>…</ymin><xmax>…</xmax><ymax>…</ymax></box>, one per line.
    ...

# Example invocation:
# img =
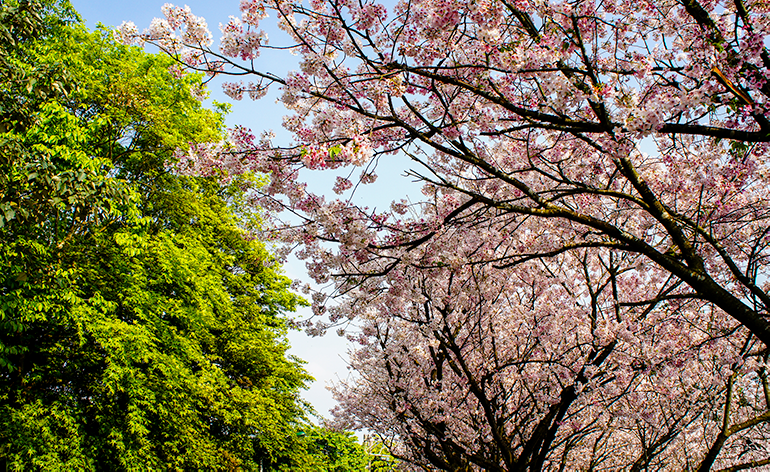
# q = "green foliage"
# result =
<box><xmin>0</xmin><ymin>0</ymin><xmax>78</xmax><ymax>126</ymax></box>
<box><xmin>0</xmin><ymin>2</ymin><xmax>343</xmax><ymax>469</ymax></box>
<box><xmin>287</xmin><ymin>427</ymin><xmax>399</xmax><ymax>471</ymax></box>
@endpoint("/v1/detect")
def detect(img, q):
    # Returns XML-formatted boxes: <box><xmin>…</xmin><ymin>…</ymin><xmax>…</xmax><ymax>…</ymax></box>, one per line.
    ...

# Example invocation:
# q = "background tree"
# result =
<box><xmin>291</xmin><ymin>425</ymin><xmax>399</xmax><ymax>471</ymax></box>
<box><xmin>120</xmin><ymin>0</ymin><xmax>770</xmax><ymax>469</ymax></box>
<box><xmin>0</xmin><ymin>1</ymin><xmax>360</xmax><ymax>469</ymax></box>
<box><xmin>332</xmin><ymin>245</ymin><xmax>770</xmax><ymax>469</ymax></box>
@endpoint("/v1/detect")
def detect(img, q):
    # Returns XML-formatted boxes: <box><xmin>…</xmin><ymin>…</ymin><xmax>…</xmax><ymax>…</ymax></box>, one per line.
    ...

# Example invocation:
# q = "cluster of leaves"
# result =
<box><xmin>0</xmin><ymin>1</ymin><xmax>395</xmax><ymax>470</ymax></box>
<box><xmin>294</xmin><ymin>428</ymin><xmax>399</xmax><ymax>471</ymax></box>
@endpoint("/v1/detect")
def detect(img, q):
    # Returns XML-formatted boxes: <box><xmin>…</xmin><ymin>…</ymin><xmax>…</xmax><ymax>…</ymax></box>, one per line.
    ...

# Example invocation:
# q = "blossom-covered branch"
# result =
<box><xmin>120</xmin><ymin>0</ymin><xmax>770</xmax><ymax>468</ymax></box>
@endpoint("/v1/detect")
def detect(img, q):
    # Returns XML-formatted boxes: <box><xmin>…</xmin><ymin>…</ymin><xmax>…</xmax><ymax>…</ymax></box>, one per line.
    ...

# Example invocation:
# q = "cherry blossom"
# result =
<box><xmin>121</xmin><ymin>0</ymin><xmax>770</xmax><ymax>469</ymax></box>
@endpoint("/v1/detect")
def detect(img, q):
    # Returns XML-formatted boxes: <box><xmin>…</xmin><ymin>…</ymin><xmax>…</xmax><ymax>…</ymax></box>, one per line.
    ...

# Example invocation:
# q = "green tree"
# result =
<box><xmin>0</xmin><ymin>2</ymin><xmax>319</xmax><ymax>469</ymax></box>
<box><xmin>283</xmin><ymin>425</ymin><xmax>398</xmax><ymax>472</ymax></box>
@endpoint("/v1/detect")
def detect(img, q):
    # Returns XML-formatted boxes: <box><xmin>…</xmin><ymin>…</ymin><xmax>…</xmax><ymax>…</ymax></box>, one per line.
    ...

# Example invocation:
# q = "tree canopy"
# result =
<box><xmin>121</xmin><ymin>0</ymin><xmax>770</xmax><ymax>469</ymax></box>
<box><xmin>0</xmin><ymin>1</ymin><xmax>387</xmax><ymax>469</ymax></box>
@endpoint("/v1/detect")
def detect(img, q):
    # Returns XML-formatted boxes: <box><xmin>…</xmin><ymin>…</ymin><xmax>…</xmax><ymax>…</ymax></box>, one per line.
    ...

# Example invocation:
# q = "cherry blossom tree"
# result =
<box><xmin>330</xmin><ymin>244</ymin><xmax>770</xmax><ymax>469</ymax></box>
<box><xmin>118</xmin><ymin>0</ymin><xmax>770</xmax><ymax>468</ymax></box>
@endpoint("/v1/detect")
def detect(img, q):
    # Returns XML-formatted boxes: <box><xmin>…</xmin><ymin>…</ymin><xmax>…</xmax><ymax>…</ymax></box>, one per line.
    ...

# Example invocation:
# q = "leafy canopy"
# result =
<box><xmin>0</xmin><ymin>1</ymin><xmax>371</xmax><ymax>469</ymax></box>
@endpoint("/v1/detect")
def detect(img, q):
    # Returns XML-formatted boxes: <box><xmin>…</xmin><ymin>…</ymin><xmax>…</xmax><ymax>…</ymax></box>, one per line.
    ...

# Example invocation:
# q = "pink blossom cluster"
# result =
<box><xmin>220</xmin><ymin>16</ymin><xmax>267</xmax><ymax>60</ymax></box>
<box><xmin>240</xmin><ymin>0</ymin><xmax>269</xmax><ymax>26</ymax></box>
<box><xmin>221</xmin><ymin>80</ymin><xmax>269</xmax><ymax>101</ymax></box>
<box><xmin>161</xmin><ymin>3</ymin><xmax>211</xmax><ymax>46</ymax></box>
<box><xmin>331</xmin><ymin>240</ymin><xmax>768</xmax><ymax>469</ymax></box>
<box><xmin>332</xmin><ymin>176</ymin><xmax>353</xmax><ymax>194</ymax></box>
<box><xmin>116</xmin><ymin>4</ymin><xmax>212</xmax><ymax>54</ymax></box>
<box><xmin>113</xmin><ymin>21</ymin><xmax>140</xmax><ymax>46</ymax></box>
<box><xmin>172</xmin><ymin>141</ymin><xmax>255</xmax><ymax>185</ymax></box>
